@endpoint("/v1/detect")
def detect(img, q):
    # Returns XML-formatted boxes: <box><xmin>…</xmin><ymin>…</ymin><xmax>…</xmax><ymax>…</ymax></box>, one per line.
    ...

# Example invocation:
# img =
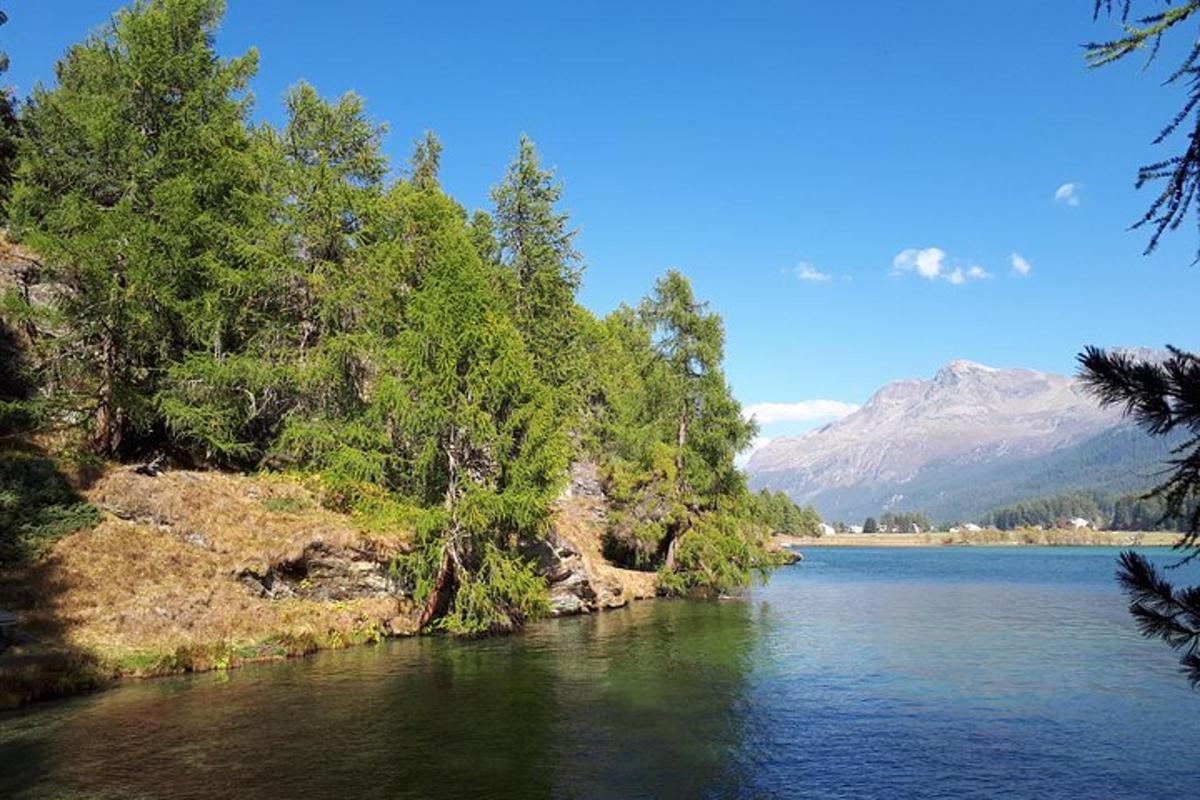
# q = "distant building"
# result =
<box><xmin>1067</xmin><ymin>517</ymin><xmax>1091</xmax><ymax>530</ymax></box>
<box><xmin>849</xmin><ymin>525</ymin><xmax>864</xmax><ymax>534</ymax></box>
<box><xmin>819</xmin><ymin>523</ymin><xmax>836</xmax><ymax>537</ymax></box>
<box><xmin>909</xmin><ymin>523</ymin><xmax>922</xmax><ymax>533</ymax></box>
<box><xmin>962</xmin><ymin>523</ymin><xmax>983</xmax><ymax>532</ymax></box>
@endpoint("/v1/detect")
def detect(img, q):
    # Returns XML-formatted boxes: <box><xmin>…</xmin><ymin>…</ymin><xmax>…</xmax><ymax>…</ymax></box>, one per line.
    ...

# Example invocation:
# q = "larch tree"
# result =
<box><xmin>8</xmin><ymin>0</ymin><xmax>261</xmax><ymax>455</ymax></box>
<box><xmin>591</xmin><ymin>271</ymin><xmax>769</xmax><ymax>593</ymax></box>
<box><xmin>492</xmin><ymin>135</ymin><xmax>584</xmax><ymax>406</ymax></box>
<box><xmin>409</xmin><ymin>130</ymin><xmax>442</xmax><ymax>191</ymax></box>
<box><xmin>639</xmin><ymin>270</ymin><xmax>756</xmax><ymax>568</ymax></box>
<box><xmin>379</xmin><ymin>187</ymin><xmax>568</xmax><ymax>634</ymax></box>
<box><xmin>160</xmin><ymin>81</ymin><xmax>387</xmax><ymax>463</ymax></box>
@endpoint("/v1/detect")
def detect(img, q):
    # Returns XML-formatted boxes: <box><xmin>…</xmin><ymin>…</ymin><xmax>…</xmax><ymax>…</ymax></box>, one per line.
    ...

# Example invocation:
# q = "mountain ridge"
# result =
<box><xmin>745</xmin><ymin>358</ymin><xmax>1172</xmax><ymax>522</ymax></box>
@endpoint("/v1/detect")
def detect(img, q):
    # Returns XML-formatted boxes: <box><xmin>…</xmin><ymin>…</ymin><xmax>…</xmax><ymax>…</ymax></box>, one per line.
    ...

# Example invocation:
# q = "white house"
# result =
<box><xmin>849</xmin><ymin>525</ymin><xmax>864</xmax><ymax>534</ymax></box>
<box><xmin>962</xmin><ymin>523</ymin><xmax>983</xmax><ymax>532</ymax></box>
<box><xmin>1067</xmin><ymin>517</ymin><xmax>1091</xmax><ymax>530</ymax></box>
<box><xmin>818</xmin><ymin>523</ymin><xmax>836</xmax><ymax>537</ymax></box>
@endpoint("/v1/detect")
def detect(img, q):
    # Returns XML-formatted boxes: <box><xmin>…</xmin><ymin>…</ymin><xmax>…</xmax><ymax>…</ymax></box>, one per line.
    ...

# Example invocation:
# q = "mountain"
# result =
<box><xmin>744</xmin><ymin>359</ymin><xmax>1182</xmax><ymax>523</ymax></box>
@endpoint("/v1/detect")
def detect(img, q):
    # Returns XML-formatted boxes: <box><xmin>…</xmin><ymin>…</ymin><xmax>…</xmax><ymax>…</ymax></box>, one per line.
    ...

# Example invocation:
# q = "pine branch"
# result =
<box><xmin>1079</xmin><ymin>346</ymin><xmax>1200</xmax><ymax>552</ymax></box>
<box><xmin>1087</xmin><ymin>1</ymin><xmax>1200</xmax><ymax>257</ymax></box>
<box><xmin>1117</xmin><ymin>551</ymin><xmax>1200</xmax><ymax>686</ymax></box>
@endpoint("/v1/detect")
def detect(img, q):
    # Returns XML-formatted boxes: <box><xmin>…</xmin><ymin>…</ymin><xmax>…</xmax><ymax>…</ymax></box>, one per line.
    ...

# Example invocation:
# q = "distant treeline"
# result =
<box><xmin>982</xmin><ymin>491</ymin><xmax>1193</xmax><ymax>532</ymax></box>
<box><xmin>751</xmin><ymin>489</ymin><xmax>824</xmax><ymax>537</ymax></box>
<box><xmin>831</xmin><ymin>494</ymin><xmax>1191</xmax><ymax>534</ymax></box>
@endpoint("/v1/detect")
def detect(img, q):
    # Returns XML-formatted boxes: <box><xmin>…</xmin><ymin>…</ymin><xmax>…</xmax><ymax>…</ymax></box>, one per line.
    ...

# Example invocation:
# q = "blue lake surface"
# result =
<box><xmin>2</xmin><ymin>547</ymin><xmax>1198</xmax><ymax>799</ymax></box>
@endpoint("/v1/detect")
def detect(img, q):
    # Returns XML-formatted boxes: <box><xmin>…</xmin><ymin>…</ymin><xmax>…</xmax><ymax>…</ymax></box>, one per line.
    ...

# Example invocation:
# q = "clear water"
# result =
<box><xmin>2</xmin><ymin>547</ymin><xmax>1197</xmax><ymax>799</ymax></box>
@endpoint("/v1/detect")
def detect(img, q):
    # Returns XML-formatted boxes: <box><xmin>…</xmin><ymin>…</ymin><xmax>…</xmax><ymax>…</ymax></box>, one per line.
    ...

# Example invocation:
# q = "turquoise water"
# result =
<box><xmin>2</xmin><ymin>547</ymin><xmax>1198</xmax><ymax>799</ymax></box>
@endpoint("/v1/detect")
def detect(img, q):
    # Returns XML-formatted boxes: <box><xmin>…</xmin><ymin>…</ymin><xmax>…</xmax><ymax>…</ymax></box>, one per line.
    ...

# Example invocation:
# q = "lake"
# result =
<box><xmin>2</xmin><ymin>547</ymin><xmax>1197</xmax><ymax>799</ymax></box>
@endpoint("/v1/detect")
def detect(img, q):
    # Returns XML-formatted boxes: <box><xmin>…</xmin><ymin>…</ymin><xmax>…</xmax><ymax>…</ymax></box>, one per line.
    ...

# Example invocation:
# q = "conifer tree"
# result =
<box><xmin>639</xmin><ymin>270</ymin><xmax>755</xmax><ymax>567</ymax></box>
<box><xmin>0</xmin><ymin>0</ymin><xmax>782</xmax><ymax>631</ymax></box>
<box><xmin>1079</xmin><ymin>346</ymin><xmax>1200</xmax><ymax>684</ymax></box>
<box><xmin>591</xmin><ymin>271</ymin><xmax>770</xmax><ymax>593</ymax></box>
<box><xmin>409</xmin><ymin>130</ymin><xmax>442</xmax><ymax>190</ymax></box>
<box><xmin>373</xmin><ymin>188</ymin><xmax>567</xmax><ymax>634</ymax></box>
<box><xmin>492</xmin><ymin>136</ymin><xmax>584</xmax><ymax>402</ymax></box>
<box><xmin>159</xmin><ymin>81</ymin><xmax>387</xmax><ymax>462</ymax></box>
<box><xmin>9</xmin><ymin>0</ymin><xmax>260</xmax><ymax>455</ymax></box>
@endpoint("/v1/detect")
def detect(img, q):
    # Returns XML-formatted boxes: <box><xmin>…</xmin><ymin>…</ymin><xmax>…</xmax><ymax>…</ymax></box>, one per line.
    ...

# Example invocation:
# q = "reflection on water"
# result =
<box><xmin>2</xmin><ymin>548</ymin><xmax>1198</xmax><ymax>800</ymax></box>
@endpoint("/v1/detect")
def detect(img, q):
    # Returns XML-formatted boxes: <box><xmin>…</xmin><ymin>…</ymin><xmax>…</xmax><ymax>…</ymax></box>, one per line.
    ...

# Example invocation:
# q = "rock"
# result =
<box><xmin>179</xmin><ymin>530</ymin><xmax>210</xmax><ymax>549</ymax></box>
<box><xmin>236</xmin><ymin>543</ymin><xmax>398</xmax><ymax>602</ymax></box>
<box><xmin>134</xmin><ymin>455</ymin><xmax>165</xmax><ymax>477</ymax></box>
<box><xmin>522</xmin><ymin>530</ymin><xmax>599</xmax><ymax>616</ymax></box>
<box><xmin>565</xmin><ymin>461</ymin><xmax>604</xmax><ymax>500</ymax></box>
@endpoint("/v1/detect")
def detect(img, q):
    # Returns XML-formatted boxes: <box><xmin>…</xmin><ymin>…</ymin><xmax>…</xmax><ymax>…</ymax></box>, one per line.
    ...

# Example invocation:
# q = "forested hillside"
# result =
<box><xmin>0</xmin><ymin>0</ymin><xmax>787</xmax><ymax>635</ymax></box>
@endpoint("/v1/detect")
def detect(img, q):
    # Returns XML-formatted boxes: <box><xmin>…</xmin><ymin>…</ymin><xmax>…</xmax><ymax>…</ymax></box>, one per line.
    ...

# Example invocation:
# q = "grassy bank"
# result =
<box><xmin>0</xmin><ymin>462</ymin><xmax>658</xmax><ymax>710</ymax></box>
<box><xmin>777</xmin><ymin>530</ymin><xmax>1182</xmax><ymax>548</ymax></box>
<box><xmin>0</xmin><ymin>465</ymin><xmax>415</xmax><ymax>708</ymax></box>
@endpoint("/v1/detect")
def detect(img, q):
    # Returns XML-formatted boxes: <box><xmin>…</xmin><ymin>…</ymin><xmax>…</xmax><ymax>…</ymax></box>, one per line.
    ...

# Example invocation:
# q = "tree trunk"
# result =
<box><xmin>419</xmin><ymin>426</ymin><xmax>468</xmax><ymax>629</ymax></box>
<box><xmin>418</xmin><ymin>543</ymin><xmax>456</xmax><ymax>629</ymax></box>
<box><xmin>93</xmin><ymin>323</ymin><xmax>120</xmax><ymax>456</ymax></box>
<box><xmin>664</xmin><ymin>533</ymin><xmax>680</xmax><ymax>571</ymax></box>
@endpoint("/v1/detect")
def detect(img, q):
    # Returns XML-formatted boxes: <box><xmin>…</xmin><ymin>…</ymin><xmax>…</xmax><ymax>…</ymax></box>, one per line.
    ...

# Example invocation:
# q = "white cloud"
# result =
<box><xmin>1054</xmin><ymin>182</ymin><xmax>1081</xmax><ymax>206</ymax></box>
<box><xmin>1011</xmin><ymin>252</ymin><xmax>1032</xmax><ymax>276</ymax></box>
<box><xmin>893</xmin><ymin>247</ymin><xmax>946</xmax><ymax>279</ymax></box>
<box><xmin>966</xmin><ymin>265</ymin><xmax>992</xmax><ymax>280</ymax></box>
<box><xmin>742</xmin><ymin>400</ymin><xmax>860</xmax><ymax>425</ymax></box>
<box><xmin>793</xmin><ymin>261</ymin><xmax>832</xmax><ymax>282</ymax></box>
<box><xmin>892</xmin><ymin>247</ymin><xmax>990</xmax><ymax>285</ymax></box>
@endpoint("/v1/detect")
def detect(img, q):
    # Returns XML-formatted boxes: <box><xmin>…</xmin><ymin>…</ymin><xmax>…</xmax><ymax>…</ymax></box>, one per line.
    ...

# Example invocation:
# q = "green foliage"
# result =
<box><xmin>657</xmin><ymin>510</ymin><xmax>765</xmax><ymax>596</ymax></box>
<box><xmin>878</xmin><ymin>511</ymin><xmax>934</xmax><ymax>533</ymax></box>
<box><xmin>0</xmin><ymin>308</ymin><xmax>40</xmax><ymax>435</ymax></box>
<box><xmin>0</xmin><ymin>0</ymin><xmax>778</xmax><ymax>632</ymax></box>
<box><xmin>862</xmin><ymin>516</ymin><xmax>879</xmax><ymax>534</ymax></box>
<box><xmin>158</xmin><ymin>80</ymin><xmax>387</xmax><ymax>464</ymax></box>
<box><xmin>983</xmin><ymin>488</ymin><xmax>1194</xmax><ymax>532</ymax></box>
<box><xmin>492</xmin><ymin>135</ymin><xmax>585</xmax><ymax>410</ymax></box>
<box><xmin>1116</xmin><ymin>550</ymin><xmax>1200</xmax><ymax>686</ymax></box>
<box><xmin>751</xmin><ymin>489</ymin><xmax>823</xmax><ymax>536</ymax></box>
<box><xmin>0</xmin><ymin>454</ymin><xmax>100</xmax><ymax>563</ymax></box>
<box><xmin>1087</xmin><ymin>1</ymin><xmax>1200</xmax><ymax>255</ymax></box>
<box><xmin>9</xmin><ymin>0</ymin><xmax>263</xmax><ymax>455</ymax></box>
<box><xmin>587</xmin><ymin>271</ymin><xmax>770</xmax><ymax>594</ymax></box>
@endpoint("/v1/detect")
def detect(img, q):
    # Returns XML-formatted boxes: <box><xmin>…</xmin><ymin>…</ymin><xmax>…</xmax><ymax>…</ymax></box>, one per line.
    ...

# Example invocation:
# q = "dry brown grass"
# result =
<box><xmin>0</xmin><ymin>467</ymin><xmax>418</xmax><ymax>707</ymax></box>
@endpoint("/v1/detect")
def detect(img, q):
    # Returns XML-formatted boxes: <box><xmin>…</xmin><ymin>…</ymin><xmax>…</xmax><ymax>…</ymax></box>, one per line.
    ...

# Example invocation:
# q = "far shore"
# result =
<box><xmin>776</xmin><ymin>530</ymin><xmax>1183</xmax><ymax>549</ymax></box>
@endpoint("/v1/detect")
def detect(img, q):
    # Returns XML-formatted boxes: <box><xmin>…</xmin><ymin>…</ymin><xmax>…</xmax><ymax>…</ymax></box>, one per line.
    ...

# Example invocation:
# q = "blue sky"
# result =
<box><xmin>7</xmin><ymin>1</ymin><xmax>1200</xmax><ymax>438</ymax></box>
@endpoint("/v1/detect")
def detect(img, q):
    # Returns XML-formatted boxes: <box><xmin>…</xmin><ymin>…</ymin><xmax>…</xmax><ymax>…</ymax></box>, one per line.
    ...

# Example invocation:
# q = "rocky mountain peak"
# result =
<box><xmin>744</xmin><ymin>359</ymin><xmax>1137</xmax><ymax>520</ymax></box>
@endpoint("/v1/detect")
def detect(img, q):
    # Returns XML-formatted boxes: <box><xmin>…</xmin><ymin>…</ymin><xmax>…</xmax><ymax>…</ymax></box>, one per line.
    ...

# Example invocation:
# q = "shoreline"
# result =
<box><xmin>776</xmin><ymin>530</ymin><xmax>1182</xmax><ymax>548</ymax></box>
<box><xmin>0</xmin><ymin>467</ymin><xmax>658</xmax><ymax>711</ymax></box>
